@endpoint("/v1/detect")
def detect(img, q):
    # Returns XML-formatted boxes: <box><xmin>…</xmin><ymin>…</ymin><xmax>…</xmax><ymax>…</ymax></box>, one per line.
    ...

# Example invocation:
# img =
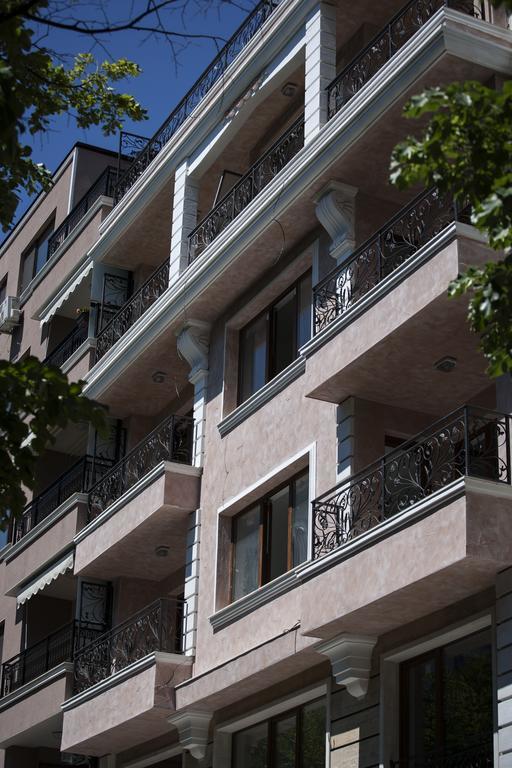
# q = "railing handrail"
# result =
<box><xmin>114</xmin><ymin>0</ymin><xmax>277</xmax><ymax>203</ymax></box>
<box><xmin>313</xmin><ymin>404</ymin><xmax>509</xmax><ymax>505</ymax></box>
<box><xmin>73</xmin><ymin>597</ymin><xmax>186</xmax><ymax>660</ymax></box>
<box><xmin>187</xmin><ymin>113</ymin><xmax>305</xmax><ymax>247</ymax></box>
<box><xmin>88</xmin><ymin>413</ymin><xmax>194</xmax><ymax>501</ymax></box>
<box><xmin>1</xmin><ymin>619</ymin><xmax>76</xmax><ymax>672</ymax></box>
<box><xmin>314</xmin><ymin>187</ymin><xmax>459</xmax><ymax>296</ymax></box>
<box><xmin>95</xmin><ymin>256</ymin><xmax>169</xmax><ymax>347</ymax></box>
<box><xmin>47</xmin><ymin>165</ymin><xmax>117</xmax><ymax>257</ymax></box>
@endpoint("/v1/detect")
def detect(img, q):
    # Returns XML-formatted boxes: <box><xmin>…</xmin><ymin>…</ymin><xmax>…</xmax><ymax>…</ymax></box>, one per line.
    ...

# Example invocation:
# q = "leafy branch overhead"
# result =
<box><xmin>390</xmin><ymin>79</ymin><xmax>512</xmax><ymax>376</ymax></box>
<box><xmin>0</xmin><ymin>356</ymin><xmax>106</xmax><ymax>529</ymax></box>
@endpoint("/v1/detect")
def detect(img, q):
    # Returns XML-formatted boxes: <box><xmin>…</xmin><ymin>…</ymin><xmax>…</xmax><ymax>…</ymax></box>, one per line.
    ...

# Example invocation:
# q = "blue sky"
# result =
<box><xmin>16</xmin><ymin>0</ymin><xmax>256</xmax><ymax>225</ymax></box>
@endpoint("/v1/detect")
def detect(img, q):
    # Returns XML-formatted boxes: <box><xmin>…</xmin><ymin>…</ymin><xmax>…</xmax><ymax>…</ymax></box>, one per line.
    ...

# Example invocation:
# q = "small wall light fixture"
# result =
<box><xmin>155</xmin><ymin>545</ymin><xmax>170</xmax><ymax>558</ymax></box>
<box><xmin>434</xmin><ymin>356</ymin><xmax>457</xmax><ymax>373</ymax></box>
<box><xmin>281</xmin><ymin>82</ymin><xmax>298</xmax><ymax>98</ymax></box>
<box><xmin>152</xmin><ymin>370</ymin><xmax>167</xmax><ymax>383</ymax></box>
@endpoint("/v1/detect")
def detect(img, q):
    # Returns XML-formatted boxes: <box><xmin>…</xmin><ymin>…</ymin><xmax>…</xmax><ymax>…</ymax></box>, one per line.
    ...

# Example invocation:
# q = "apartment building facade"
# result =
<box><xmin>0</xmin><ymin>0</ymin><xmax>511</xmax><ymax>766</ymax></box>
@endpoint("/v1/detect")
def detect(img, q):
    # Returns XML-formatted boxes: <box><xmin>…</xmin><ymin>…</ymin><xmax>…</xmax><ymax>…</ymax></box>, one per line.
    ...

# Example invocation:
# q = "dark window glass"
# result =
<box><xmin>9</xmin><ymin>313</ymin><xmax>23</xmax><ymax>361</ymax></box>
<box><xmin>19</xmin><ymin>221</ymin><xmax>54</xmax><ymax>292</ymax></box>
<box><xmin>233</xmin><ymin>698</ymin><xmax>325</xmax><ymax>768</ymax></box>
<box><xmin>401</xmin><ymin>629</ymin><xmax>493</xmax><ymax>765</ymax></box>
<box><xmin>239</xmin><ymin>272</ymin><xmax>311</xmax><ymax>403</ymax></box>
<box><xmin>0</xmin><ymin>278</ymin><xmax>7</xmax><ymax>304</ymax></box>
<box><xmin>231</xmin><ymin>471</ymin><xmax>308</xmax><ymax>601</ymax></box>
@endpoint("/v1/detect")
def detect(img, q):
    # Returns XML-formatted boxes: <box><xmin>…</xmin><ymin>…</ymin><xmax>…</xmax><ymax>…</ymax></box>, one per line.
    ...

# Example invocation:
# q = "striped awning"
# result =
<box><xmin>16</xmin><ymin>551</ymin><xmax>74</xmax><ymax>606</ymax></box>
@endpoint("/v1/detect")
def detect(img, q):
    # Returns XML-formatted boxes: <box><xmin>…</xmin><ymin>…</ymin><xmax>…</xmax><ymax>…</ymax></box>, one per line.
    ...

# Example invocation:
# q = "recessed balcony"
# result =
<box><xmin>74</xmin><ymin>414</ymin><xmax>200</xmax><ymax>581</ymax></box>
<box><xmin>326</xmin><ymin>0</ymin><xmax>483</xmax><ymax>121</ymax></box>
<box><xmin>61</xmin><ymin>599</ymin><xmax>192</xmax><ymax>755</ymax></box>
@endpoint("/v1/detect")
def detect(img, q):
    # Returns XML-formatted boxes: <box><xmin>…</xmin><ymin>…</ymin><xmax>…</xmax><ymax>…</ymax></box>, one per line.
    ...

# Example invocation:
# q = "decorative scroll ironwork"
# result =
<box><xmin>73</xmin><ymin>599</ymin><xmax>186</xmax><ymax>693</ymax></box>
<box><xmin>188</xmin><ymin>115</ymin><xmax>305</xmax><ymax>262</ymax></box>
<box><xmin>44</xmin><ymin>309</ymin><xmax>92</xmax><ymax>369</ymax></box>
<box><xmin>13</xmin><ymin>456</ymin><xmax>114</xmax><ymax>542</ymax></box>
<box><xmin>313</xmin><ymin>188</ymin><xmax>467</xmax><ymax>335</ymax></box>
<box><xmin>327</xmin><ymin>0</ymin><xmax>482</xmax><ymax>119</ymax></box>
<box><xmin>88</xmin><ymin>414</ymin><xmax>193</xmax><ymax>519</ymax></box>
<box><xmin>312</xmin><ymin>406</ymin><xmax>511</xmax><ymax>560</ymax></box>
<box><xmin>1</xmin><ymin>621</ymin><xmax>103</xmax><ymax>697</ymax></box>
<box><xmin>389</xmin><ymin>740</ymin><xmax>494</xmax><ymax>767</ymax></box>
<box><xmin>114</xmin><ymin>0</ymin><xmax>277</xmax><ymax>204</ymax></box>
<box><xmin>47</xmin><ymin>166</ymin><xmax>117</xmax><ymax>259</ymax></box>
<box><xmin>95</xmin><ymin>258</ymin><xmax>169</xmax><ymax>361</ymax></box>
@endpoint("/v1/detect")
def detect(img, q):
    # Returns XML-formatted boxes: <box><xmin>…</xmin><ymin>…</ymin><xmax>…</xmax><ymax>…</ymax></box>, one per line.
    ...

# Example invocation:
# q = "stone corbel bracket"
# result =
<box><xmin>176</xmin><ymin>319</ymin><xmax>211</xmax><ymax>385</ymax></box>
<box><xmin>168</xmin><ymin>710</ymin><xmax>212</xmax><ymax>761</ymax></box>
<box><xmin>314</xmin><ymin>181</ymin><xmax>358</xmax><ymax>262</ymax></box>
<box><xmin>316</xmin><ymin>633</ymin><xmax>377</xmax><ymax>699</ymax></box>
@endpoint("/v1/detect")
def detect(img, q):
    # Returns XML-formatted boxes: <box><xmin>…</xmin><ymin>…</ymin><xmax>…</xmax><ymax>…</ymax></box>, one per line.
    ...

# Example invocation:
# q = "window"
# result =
<box><xmin>232</xmin><ymin>698</ymin><xmax>326</xmax><ymax>768</ymax></box>
<box><xmin>400</xmin><ymin>629</ymin><xmax>493</xmax><ymax>765</ymax></box>
<box><xmin>9</xmin><ymin>313</ymin><xmax>23</xmax><ymax>361</ymax></box>
<box><xmin>239</xmin><ymin>272</ymin><xmax>312</xmax><ymax>403</ymax></box>
<box><xmin>231</xmin><ymin>471</ymin><xmax>309</xmax><ymax>601</ymax></box>
<box><xmin>19</xmin><ymin>220</ymin><xmax>54</xmax><ymax>293</ymax></box>
<box><xmin>0</xmin><ymin>277</ymin><xmax>7</xmax><ymax>305</ymax></box>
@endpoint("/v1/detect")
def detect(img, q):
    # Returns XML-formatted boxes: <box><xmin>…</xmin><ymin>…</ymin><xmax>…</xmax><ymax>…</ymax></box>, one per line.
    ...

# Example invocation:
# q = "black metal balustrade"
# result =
<box><xmin>44</xmin><ymin>307</ymin><xmax>97</xmax><ymax>369</ymax></box>
<box><xmin>188</xmin><ymin>115</ymin><xmax>305</xmax><ymax>263</ymax></box>
<box><xmin>1</xmin><ymin>621</ymin><xmax>103</xmax><ymax>697</ymax></box>
<box><xmin>73</xmin><ymin>598</ymin><xmax>186</xmax><ymax>693</ymax></box>
<box><xmin>114</xmin><ymin>0</ymin><xmax>276</xmax><ymax>204</ymax></box>
<box><xmin>47</xmin><ymin>166</ymin><xmax>117</xmax><ymax>259</ymax></box>
<box><xmin>313</xmin><ymin>188</ymin><xmax>469</xmax><ymax>335</ymax></box>
<box><xmin>390</xmin><ymin>740</ymin><xmax>494</xmax><ymax>767</ymax></box>
<box><xmin>95</xmin><ymin>258</ymin><xmax>170</xmax><ymax>361</ymax></box>
<box><xmin>313</xmin><ymin>406</ymin><xmax>511</xmax><ymax>560</ymax></box>
<box><xmin>13</xmin><ymin>455</ymin><xmax>114</xmax><ymax>542</ymax></box>
<box><xmin>88</xmin><ymin>414</ymin><xmax>194</xmax><ymax>520</ymax></box>
<box><xmin>327</xmin><ymin>0</ymin><xmax>481</xmax><ymax>119</ymax></box>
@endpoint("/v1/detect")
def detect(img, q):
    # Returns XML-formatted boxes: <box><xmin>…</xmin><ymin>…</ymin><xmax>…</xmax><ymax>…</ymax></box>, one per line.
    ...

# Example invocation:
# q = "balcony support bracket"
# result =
<box><xmin>168</xmin><ymin>710</ymin><xmax>212</xmax><ymax>761</ymax></box>
<box><xmin>316</xmin><ymin>633</ymin><xmax>377</xmax><ymax>699</ymax></box>
<box><xmin>314</xmin><ymin>181</ymin><xmax>357</xmax><ymax>263</ymax></box>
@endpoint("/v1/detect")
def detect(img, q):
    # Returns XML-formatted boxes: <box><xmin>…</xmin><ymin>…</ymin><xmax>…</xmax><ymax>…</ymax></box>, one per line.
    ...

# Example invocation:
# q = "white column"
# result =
<box><xmin>304</xmin><ymin>2</ymin><xmax>336</xmax><ymax>144</ymax></box>
<box><xmin>497</xmin><ymin>568</ymin><xmax>512</xmax><ymax>766</ymax></box>
<box><xmin>183</xmin><ymin>509</ymin><xmax>201</xmax><ymax>656</ymax></box>
<box><xmin>170</xmin><ymin>160</ymin><xmax>199</xmax><ymax>285</ymax></box>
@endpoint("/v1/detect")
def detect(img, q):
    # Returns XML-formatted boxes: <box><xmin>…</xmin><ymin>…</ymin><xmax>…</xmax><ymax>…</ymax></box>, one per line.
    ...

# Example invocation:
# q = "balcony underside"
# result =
<box><xmin>74</xmin><ymin>462</ymin><xmax>201</xmax><ymax>581</ymax></box>
<box><xmin>61</xmin><ymin>654</ymin><xmax>192</xmax><ymax>756</ymax></box>
<box><xmin>0</xmin><ymin>667</ymin><xmax>71</xmax><ymax>749</ymax></box>
<box><xmin>304</xmin><ymin>233</ymin><xmax>493</xmax><ymax>414</ymax></box>
<box><xmin>86</xmin><ymin>19</ymin><xmax>508</xmax><ymax>412</ymax></box>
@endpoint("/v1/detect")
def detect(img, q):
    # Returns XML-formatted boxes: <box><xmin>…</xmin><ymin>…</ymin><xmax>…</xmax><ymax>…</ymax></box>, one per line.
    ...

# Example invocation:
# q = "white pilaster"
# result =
<box><xmin>170</xmin><ymin>160</ymin><xmax>199</xmax><ymax>285</ymax></box>
<box><xmin>176</xmin><ymin>319</ymin><xmax>211</xmax><ymax>468</ymax></box>
<box><xmin>496</xmin><ymin>568</ymin><xmax>512</xmax><ymax>766</ymax></box>
<box><xmin>304</xmin><ymin>2</ymin><xmax>336</xmax><ymax>144</ymax></box>
<box><xmin>183</xmin><ymin>508</ymin><xmax>201</xmax><ymax>657</ymax></box>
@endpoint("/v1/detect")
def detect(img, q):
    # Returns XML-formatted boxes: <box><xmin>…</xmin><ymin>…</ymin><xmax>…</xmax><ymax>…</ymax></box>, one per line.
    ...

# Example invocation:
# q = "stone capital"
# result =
<box><xmin>168</xmin><ymin>710</ymin><xmax>212</xmax><ymax>760</ymax></box>
<box><xmin>177</xmin><ymin>320</ymin><xmax>211</xmax><ymax>384</ymax></box>
<box><xmin>314</xmin><ymin>181</ymin><xmax>358</xmax><ymax>262</ymax></box>
<box><xmin>316</xmin><ymin>633</ymin><xmax>377</xmax><ymax>699</ymax></box>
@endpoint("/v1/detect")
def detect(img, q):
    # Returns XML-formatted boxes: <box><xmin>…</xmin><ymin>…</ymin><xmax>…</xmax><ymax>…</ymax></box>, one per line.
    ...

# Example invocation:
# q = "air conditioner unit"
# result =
<box><xmin>0</xmin><ymin>296</ymin><xmax>20</xmax><ymax>333</ymax></box>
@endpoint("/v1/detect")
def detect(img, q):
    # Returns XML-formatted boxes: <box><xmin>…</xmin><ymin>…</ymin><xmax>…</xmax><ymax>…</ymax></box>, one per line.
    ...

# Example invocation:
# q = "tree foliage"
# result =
<box><xmin>0</xmin><ymin>0</ymin><xmax>148</xmax><ymax>230</ymax></box>
<box><xmin>0</xmin><ymin>356</ymin><xmax>106</xmax><ymax>529</ymax></box>
<box><xmin>390</xmin><ymin>79</ymin><xmax>512</xmax><ymax>376</ymax></box>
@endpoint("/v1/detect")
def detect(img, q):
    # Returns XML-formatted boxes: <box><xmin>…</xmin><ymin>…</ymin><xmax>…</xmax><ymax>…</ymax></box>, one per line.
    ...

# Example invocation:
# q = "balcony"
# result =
<box><xmin>75</xmin><ymin>415</ymin><xmax>200</xmax><ymax>581</ymax></box>
<box><xmin>188</xmin><ymin>115</ymin><xmax>305</xmax><ymax>262</ymax></box>
<box><xmin>94</xmin><ymin>257</ymin><xmax>169</xmax><ymax>361</ymax></box>
<box><xmin>1</xmin><ymin>621</ymin><xmax>101</xmax><ymax>698</ymax></box>
<box><xmin>312</xmin><ymin>406</ymin><xmax>510</xmax><ymax>560</ymax></box>
<box><xmin>327</xmin><ymin>0</ymin><xmax>482</xmax><ymax>121</ymax></box>
<box><xmin>113</xmin><ymin>0</ymin><xmax>276</xmax><ymax>204</ymax></box>
<box><xmin>313</xmin><ymin>188</ymin><xmax>468</xmax><ymax>336</ymax></box>
<box><xmin>12</xmin><ymin>455</ymin><xmax>113</xmax><ymax>543</ymax></box>
<box><xmin>47</xmin><ymin>165</ymin><xmax>117</xmax><ymax>259</ymax></box>
<box><xmin>61</xmin><ymin>599</ymin><xmax>192</xmax><ymax>755</ymax></box>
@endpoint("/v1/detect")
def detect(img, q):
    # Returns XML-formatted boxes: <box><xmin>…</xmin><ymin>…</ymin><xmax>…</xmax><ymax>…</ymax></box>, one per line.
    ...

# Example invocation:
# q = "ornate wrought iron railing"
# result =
<box><xmin>44</xmin><ymin>306</ymin><xmax>97</xmax><ymax>369</ymax></box>
<box><xmin>13</xmin><ymin>455</ymin><xmax>114</xmax><ymax>542</ymax></box>
<box><xmin>327</xmin><ymin>0</ymin><xmax>482</xmax><ymax>120</ymax></box>
<box><xmin>114</xmin><ymin>0</ymin><xmax>277</xmax><ymax>203</ymax></box>
<box><xmin>95</xmin><ymin>258</ymin><xmax>169</xmax><ymax>361</ymax></box>
<box><xmin>73</xmin><ymin>598</ymin><xmax>186</xmax><ymax>693</ymax></box>
<box><xmin>47</xmin><ymin>166</ymin><xmax>117</xmax><ymax>259</ymax></box>
<box><xmin>88</xmin><ymin>414</ymin><xmax>194</xmax><ymax>519</ymax></box>
<box><xmin>313</xmin><ymin>188</ymin><xmax>469</xmax><ymax>335</ymax></box>
<box><xmin>188</xmin><ymin>115</ymin><xmax>305</xmax><ymax>263</ymax></box>
<box><xmin>389</xmin><ymin>740</ymin><xmax>494</xmax><ymax>767</ymax></box>
<box><xmin>1</xmin><ymin>620</ymin><xmax>104</xmax><ymax>697</ymax></box>
<box><xmin>313</xmin><ymin>406</ymin><xmax>511</xmax><ymax>560</ymax></box>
